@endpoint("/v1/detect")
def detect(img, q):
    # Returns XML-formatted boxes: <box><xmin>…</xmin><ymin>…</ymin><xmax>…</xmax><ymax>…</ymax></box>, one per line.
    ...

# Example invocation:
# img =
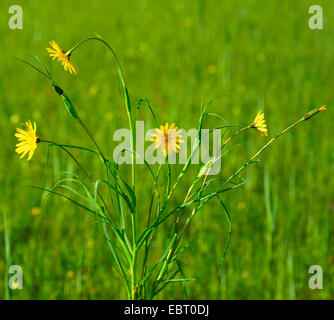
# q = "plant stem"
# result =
<box><xmin>140</xmin><ymin>164</ymin><xmax>162</xmax><ymax>298</ymax></box>
<box><xmin>131</xmin><ymin>245</ymin><xmax>137</xmax><ymax>299</ymax></box>
<box><xmin>70</xmin><ymin>36</ymin><xmax>135</xmax><ymax>189</ymax></box>
<box><xmin>249</xmin><ymin>118</ymin><xmax>304</xmax><ymax>161</ymax></box>
<box><xmin>72</xmin><ymin>41</ymin><xmax>138</xmax><ymax>289</ymax></box>
<box><xmin>39</xmin><ymin>140</ymin><xmax>93</xmax><ymax>183</ymax></box>
<box><xmin>221</xmin><ymin>125</ymin><xmax>250</xmax><ymax>151</ymax></box>
<box><xmin>41</xmin><ymin>139</ymin><xmax>133</xmax><ymax>297</ymax></box>
<box><xmin>156</xmin><ymin>125</ymin><xmax>251</xmax><ymax>281</ymax></box>
<box><xmin>78</xmin><ymin>119</ymin><xmax>105</xmax><ymax>162</ymax></box>
<box><xmin>250</xmin><ymin>106</ymin><xmax>326</xmax><ymax>162</ymax></box>
<box><xmin>156</xmin><ymin>106</ymin><xmax>326</xmax><ymax>283</ymax></box>
<box><xmin>225</xmin><ymin>106</ymin><xmax>327</xmax><ymax>187</ymax></box>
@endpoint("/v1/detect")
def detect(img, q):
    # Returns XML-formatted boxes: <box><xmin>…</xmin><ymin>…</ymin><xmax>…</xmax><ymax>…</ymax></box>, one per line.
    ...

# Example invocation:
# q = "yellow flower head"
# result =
<box><xmin>251</xmin><ymin>111</ymin><xmax>268</xmax><ymax>136</ymax></box>
<box><xmin>318</xmin><ymin>105</ymin><xmax>327</xmax><ymax>112</ymax></box>
<box><xmin>151</xmin><ymin>122</ymin><xmax>183</xmax><ymax>157</ymax></box>
<box><xmin>46</xmin><ymin>40</ymin><xmax>77</xmax><ymax>74</ymax></box>
<box><xmin>15</xmin><ymin>120</ymin><xmax>39</xmax><ymax>161</ymax></box>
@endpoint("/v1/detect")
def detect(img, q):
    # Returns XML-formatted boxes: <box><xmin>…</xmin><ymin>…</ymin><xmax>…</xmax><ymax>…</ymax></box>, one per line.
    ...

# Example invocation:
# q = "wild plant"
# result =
<box><xmin>15</xmin><ymin>37</ymin><xmax>326</xmax><ymax>299</ymax></box>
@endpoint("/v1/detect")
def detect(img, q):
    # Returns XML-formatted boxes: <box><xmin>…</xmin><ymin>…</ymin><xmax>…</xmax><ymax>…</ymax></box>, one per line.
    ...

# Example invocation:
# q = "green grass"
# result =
<box><xmin>0</xmin><ymin>0</ymin><xmax>333</xmax><ymax>299</ymax></box>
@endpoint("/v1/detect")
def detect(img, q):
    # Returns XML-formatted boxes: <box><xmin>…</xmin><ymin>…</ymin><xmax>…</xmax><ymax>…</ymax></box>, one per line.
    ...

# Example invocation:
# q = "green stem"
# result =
<box><xmin>41</xmin><ymin>139</ymin><xmax>132</xmax><ymax>296</ymax></box>
<box><xmin>227</xmin><ymin>106</ymin><xmax>326</xmax><ymax>187</ymax></box>
<box><xmin>163</xmin><ymin>125</ymin><xmax>250</xmax><ymax>275</ymax></box>
<box><xmin>71</xmin><ymin>37</ymin><xmax>138</xmax><ymax>299</ymax></box>
<box><xmin>40</xmin><ymin>140</ymin><xmax>93</xmax><ymax>183</ymax></box>
<box><xmin>78</xmin><ymin>119</ymin><xmax>105</xmax><ymax>162</ymax></box>
<box><xmin>250</xmin><ymin>118</ymin><xmax>304</xmax><ymax>161</ymax></box>
<box><xmin>70</xmin><ymin>37</ymin><xmax>135</xmax><ymax>189</ymax></box>
<box><xmin>141</xmin><ymin>164</ymin><xmax>162</xmax><ymax>298</ymax></box>
<box><xmin>153</xmin><ymin>125</ymin><xmax>251</xmax><ymax>282</ymax></box>
<box><xmin>131</xmin><ymin>245</ymin><xmax>137</xmax><ymax>299</ymax></box>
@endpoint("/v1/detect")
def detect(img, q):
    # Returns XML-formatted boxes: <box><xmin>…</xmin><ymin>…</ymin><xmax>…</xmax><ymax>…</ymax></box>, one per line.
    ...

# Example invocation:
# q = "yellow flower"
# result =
<box><xmin>318</xmin><ymin>105</ymin><xmax>327</xmax><ymax>112</ymax></box>
<box><xmin>151</xmin><ymin>122</ymin><xmax>183</xmax><ymax>157</ymax></box>
<box><xmin>15</xmin><ymin>120</ymin><xmax>39</xmax><ymax>161</ymax></box>
<box><xmin>251</xmin><ymin>111</ymin><xmax>268</xmax><ymax>136</ymax></box>
<box><xmin>46</xmin><ymin>40</ymin><xmax>77</xmax><ymax>74</ymax></box>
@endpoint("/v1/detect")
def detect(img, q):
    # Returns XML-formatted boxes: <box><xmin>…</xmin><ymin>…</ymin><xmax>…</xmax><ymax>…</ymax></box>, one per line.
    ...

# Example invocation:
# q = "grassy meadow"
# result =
<box><xmin>0</xmin><ymin>0</ymin><xmax>333</xmax><ymax>299</ymax></box>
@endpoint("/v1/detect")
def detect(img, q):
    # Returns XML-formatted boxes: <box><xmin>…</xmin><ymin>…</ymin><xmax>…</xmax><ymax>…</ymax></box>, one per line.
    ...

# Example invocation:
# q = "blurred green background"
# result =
<box><xmin>0</xmin><ymin>0</ymin><xmax>333</xmax><ymax>299</ymax></box>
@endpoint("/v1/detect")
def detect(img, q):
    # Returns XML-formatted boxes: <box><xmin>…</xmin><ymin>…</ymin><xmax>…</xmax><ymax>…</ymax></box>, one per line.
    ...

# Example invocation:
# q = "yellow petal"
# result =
<box><xmin>27</xmin><ymin>150</ymin><xmax>35</xmax><ymax>161</ymax></box>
